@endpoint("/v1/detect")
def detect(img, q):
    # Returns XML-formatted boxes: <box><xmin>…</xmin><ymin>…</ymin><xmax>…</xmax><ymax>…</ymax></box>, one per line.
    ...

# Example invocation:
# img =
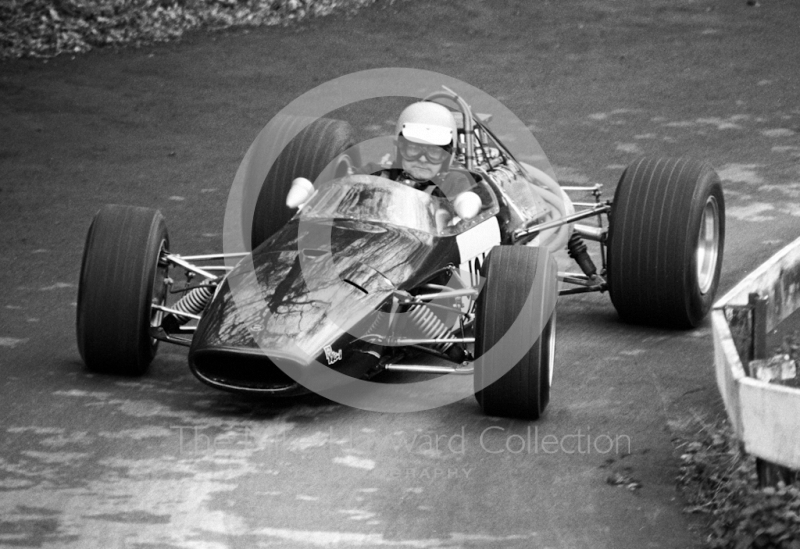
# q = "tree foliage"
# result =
<box><xmin>0</xmin><ymin>0</ymin><xmax>382</xmax><ymax>59</ymax></box>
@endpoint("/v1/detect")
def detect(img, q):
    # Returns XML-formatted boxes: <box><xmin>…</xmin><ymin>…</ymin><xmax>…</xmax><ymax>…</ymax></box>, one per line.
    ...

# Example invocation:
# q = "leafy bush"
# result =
<box><xmin>676</xmin><ymin>413</ymin><xmax>800</xmax><ymax>548</ymax></box>
<box><xmin>0</xmin><ymin>0</ymin><xmax>383</xmax><ymax>60</ymax></box>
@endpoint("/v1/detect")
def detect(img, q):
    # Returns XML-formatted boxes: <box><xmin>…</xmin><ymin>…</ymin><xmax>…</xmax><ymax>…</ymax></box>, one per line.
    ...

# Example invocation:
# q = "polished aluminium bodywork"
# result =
<box><xmin>188</xmin><ymin>176</ymin><xmax>501</xmax><ymax>394</ymax></box>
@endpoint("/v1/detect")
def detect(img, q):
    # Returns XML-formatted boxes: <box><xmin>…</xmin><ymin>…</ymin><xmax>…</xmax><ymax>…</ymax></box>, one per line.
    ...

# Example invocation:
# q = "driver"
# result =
<box><xmin>365</xmin><ymin>101</ymin><xmax>473</xmax><ymax>200</ymax></box>
<box><xmin>285</xmin><ymin>102</ymin><xmax>484</xmax><ymax>220</ymax></box>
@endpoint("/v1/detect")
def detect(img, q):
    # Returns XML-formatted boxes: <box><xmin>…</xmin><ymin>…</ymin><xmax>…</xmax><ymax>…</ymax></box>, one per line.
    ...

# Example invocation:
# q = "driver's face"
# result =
<box><xmin>401</xmin><ymin>156</ymin><xmax>445</xmax><ymax>181</ymax></box>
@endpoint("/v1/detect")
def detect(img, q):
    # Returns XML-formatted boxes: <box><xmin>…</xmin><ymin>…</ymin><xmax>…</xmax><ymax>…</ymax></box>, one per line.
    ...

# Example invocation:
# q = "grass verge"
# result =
<box><xmin>0</xmin><ymin>0</ymin><xmax>389</xmax><ymax>60</ymax></box>
<box><xmin>675</xmin><ymin>412</ymin><xmax>800</xmax><ymax>548</ymax></box>
<box><xmin>675</xmin><ymin>329</ymin><xmax>800</xmax><ymax>548</ymax></box>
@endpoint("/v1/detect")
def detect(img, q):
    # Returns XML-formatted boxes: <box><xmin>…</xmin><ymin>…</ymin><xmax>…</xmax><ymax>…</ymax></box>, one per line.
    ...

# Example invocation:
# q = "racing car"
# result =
<box><xmin>76</xmin><ymin>88</ymin><xmax>725</xmax><ymax>419</ymax></box>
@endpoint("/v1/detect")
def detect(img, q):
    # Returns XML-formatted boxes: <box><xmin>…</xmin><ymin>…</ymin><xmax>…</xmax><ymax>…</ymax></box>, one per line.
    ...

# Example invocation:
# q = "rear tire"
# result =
<box><xmin>474</xmin><ymin>246</ymin><xmax>558</xmax><ymax>420</ymax></box>
<box><xmin>76</xmin><ymin>205</ymin><xmax>169</xmax><ymax>376</ymax></box>
<box><xmin>607</xmin><ymin>156</ymin><xmax>725</xmax><ymax>328</ymax></box>
<box><xmin>251</xmin><ymin>117</ymin><xmax>358</xmax><ymax>249</ymax></box>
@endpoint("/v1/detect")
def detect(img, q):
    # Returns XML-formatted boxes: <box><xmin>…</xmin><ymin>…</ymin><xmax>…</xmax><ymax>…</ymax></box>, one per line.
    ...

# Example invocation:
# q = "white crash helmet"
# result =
<box><xmin>395</xmin><ymin>101</ymin><xmax>458</xmax><ymax>148</ymax></box>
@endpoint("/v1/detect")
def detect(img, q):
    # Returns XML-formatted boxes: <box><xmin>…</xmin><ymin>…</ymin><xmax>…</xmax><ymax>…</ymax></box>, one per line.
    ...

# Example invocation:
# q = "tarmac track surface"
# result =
<box><xmin>0</xmin><ymin>0</ymin><xmax>799</xmax><ymax>547</ymax></box>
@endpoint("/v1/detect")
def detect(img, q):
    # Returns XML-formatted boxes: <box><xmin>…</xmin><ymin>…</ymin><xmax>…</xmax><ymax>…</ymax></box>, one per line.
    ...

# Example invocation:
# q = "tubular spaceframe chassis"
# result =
<box><xmin>149</xmin><ymin>183</ymin><xmax>611</xmax><ymax>377</ymax></box>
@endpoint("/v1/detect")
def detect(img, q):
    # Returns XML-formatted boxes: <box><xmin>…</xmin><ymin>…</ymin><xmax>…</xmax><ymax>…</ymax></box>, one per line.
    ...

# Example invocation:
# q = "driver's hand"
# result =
<box><xmin>435</xmin><ymin>208</ymin><xmax>452</xmax><ymax>233</ymax></box>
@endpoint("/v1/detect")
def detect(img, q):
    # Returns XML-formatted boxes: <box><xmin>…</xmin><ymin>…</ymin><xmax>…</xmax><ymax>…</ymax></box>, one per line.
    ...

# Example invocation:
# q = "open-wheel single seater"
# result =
<box><xmin>77</xmin><ymin>88</ymin><xmax>724</xmax><ymax>419</ymax></box>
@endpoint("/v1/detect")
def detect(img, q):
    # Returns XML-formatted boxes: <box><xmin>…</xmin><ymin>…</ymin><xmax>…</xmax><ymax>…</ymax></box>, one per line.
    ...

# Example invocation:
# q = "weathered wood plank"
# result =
<box><xmin>716</xmin><ymin>235</ymin><xmax>800</xmax><ymax>332</ymax></box>
<box><xmin>739</xmin><ymin>378</ymin><xmax>800</xmax><ymax>469</ymax></box>
<box><xmin>712</xmin><ymin>309</ymin><xmax>745</xmax><ymax>437</ymax></box>
<box><xmin>713</xmin><ymin>235</ymin><xmax>800</xmax><ymax>470</ymax></box>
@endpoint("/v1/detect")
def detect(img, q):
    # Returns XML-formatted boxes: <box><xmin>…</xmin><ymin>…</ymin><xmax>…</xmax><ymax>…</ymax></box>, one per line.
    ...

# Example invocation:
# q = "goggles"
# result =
<box><xmin>398</xmin><ymin>137</ymin><xmax>452</xmax><ymax>163</ymax></box>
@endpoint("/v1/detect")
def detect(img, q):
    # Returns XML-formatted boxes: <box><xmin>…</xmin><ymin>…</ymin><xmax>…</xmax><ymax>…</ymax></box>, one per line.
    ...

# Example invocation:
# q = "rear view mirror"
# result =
<box><xmin>286</xmin><ymin>177</ymin><xmax>314</xmax><ymax>208</ymax></box>
<box><xmin>453</xmin><ymin>191</ymin><xmax>481</xmax><ymax>220</ymax></box>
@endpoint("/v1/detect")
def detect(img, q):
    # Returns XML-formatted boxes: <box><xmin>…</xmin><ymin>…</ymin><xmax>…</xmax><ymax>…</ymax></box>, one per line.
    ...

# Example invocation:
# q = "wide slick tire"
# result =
<box><xmin>608</xmin><ymin>156</ymin><xmax>725</xmax><ymax>328</ymax></box>
<box><xmin>251</xmin><ymin>117</ymin><xmax>358</xmax><ymax>249</ymax></box>
<box><xmin>76</xmin><ymin>205</ymin><xmax>169</xmax><ymax>376</ymax></box>
<box><xmin>474</xmin><ymin>246</ymin><xmax>558</xmax><ymax>420</ymax></box>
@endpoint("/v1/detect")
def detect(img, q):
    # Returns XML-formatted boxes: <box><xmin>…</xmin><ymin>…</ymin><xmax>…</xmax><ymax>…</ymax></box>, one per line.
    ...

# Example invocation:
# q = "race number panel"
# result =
<box><xmin>456</xmin><ymin>217</ymin><xmax>501</xmax><ymax>263</ymax></box>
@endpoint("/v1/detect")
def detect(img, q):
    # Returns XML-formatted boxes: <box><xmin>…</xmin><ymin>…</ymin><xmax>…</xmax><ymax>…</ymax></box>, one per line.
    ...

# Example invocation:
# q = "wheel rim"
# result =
<box><xmin>546</xmin><ymin>312</ymin><xmax>556</xmax><ymax>386</ymax></box>
<box><xmin>696</xmin><ymin>195</ymin><xmax>720</xmax><ymax>295</ymax></box>
<box><xmin>149</xmin><ymin>240</ymin><xmax>169</xmax><ymax>345</ymax></box>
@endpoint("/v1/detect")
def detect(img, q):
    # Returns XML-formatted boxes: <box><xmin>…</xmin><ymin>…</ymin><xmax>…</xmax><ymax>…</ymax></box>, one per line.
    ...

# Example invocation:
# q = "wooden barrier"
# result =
<box><xmin>712</xmin><ymin>236</ymin><xmax>800</xmax><ymax>473</ymax></box>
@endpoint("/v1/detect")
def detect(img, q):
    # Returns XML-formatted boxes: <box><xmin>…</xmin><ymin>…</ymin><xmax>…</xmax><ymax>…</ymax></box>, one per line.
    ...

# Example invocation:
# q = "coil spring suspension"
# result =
<box><xmin>567</xmin><ymin>233</ymin><xmax>597</xmax><ymax>279</ymax></box>
<box><xmin>405</xmin><ymin>304</ymin><xmax>455</xmax><ymax>353</ymax></box>
<box><xmin>169</xmin><ymin>286</ymin><xmax>214</xmax><ymax>325</ymax></box>
<box><xmin>363</xmin><ymin>310</ymin><xmax>389</xmax><ymax>341</ymax></box>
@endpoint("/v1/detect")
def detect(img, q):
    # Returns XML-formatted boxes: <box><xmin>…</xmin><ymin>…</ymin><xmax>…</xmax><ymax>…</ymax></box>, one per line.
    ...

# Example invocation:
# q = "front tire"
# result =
<box><xmin>607</xmin><ymin>157</ymin><xmax>725</xmax><ymax>329</ymax></box>
<box><xmin>76</xmin><ymin>205</ymin><xmax>169</xmax><ymax>376</ymax></box>
<box><xmin>474</xmin><ymin>246</ymin><xmax>558</xmax><ymax>420</ymax></box>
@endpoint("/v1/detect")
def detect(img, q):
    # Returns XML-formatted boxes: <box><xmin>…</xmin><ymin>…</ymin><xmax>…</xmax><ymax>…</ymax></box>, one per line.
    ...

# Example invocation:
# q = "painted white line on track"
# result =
<box><xmin>333</xmin><ymin>455</ymin><xmax>375</xmax><ymax>470</ymax></box>
<box><xmin>717</xmin><ymin>164</ymin><xmax>765</xmax><ymax>185</ymax></box>
<box><xmin>727</xmin><ymin>203</ymin><xmax>776</xmax><ymax>222</ymax></box>
<box><xmin>762</xmin><ymin>128</ymin><xmax>795</xmax><ymax>138</ymax></box>
<box><xmin>0</xmin><ymin>337</ymin><xmax>27</xmax><ymax>348</ymax></box>
<box><xmin>40</xmin><ymin>282</ymin><xmax>75</xmax><ymax>291</ymax></box>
